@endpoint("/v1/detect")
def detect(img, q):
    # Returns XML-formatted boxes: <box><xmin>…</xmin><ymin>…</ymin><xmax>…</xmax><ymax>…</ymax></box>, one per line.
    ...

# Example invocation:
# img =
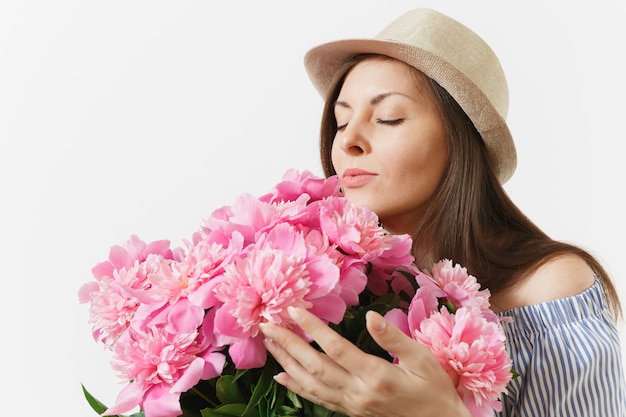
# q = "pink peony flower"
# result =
<box><xmin>384</xmin><ymin>260</ymin><xmax>513</xmax><ymax>415</ymax></box>
<box><xmin>78</xmin><ymin>235</ymin><xmax>176</xmax><ymax>348</ymax></box>
<box><xmin>430</xmin><ymin>259</ymin><xmax>498</xmax><ymax>323</ymax></box>
<box><xmin>258</xmin><ymin>169</ymin><xmax>341</xmax><ymax>204</ymax></box>
<box><xmin>146</xmin><ymin>233</ymin><xmax>245</xmax><ymax>306</ymax></box>
<box><xmin>212</xmin><ymin>223</ymin><xmax>346</xmax><ymax>369</ymax></box>
<box><xmin>316</xmin><ymin>196</ymin><xmax>385</xmax><ymax>256</ymax></box>
<box><xmin>78</xmin><ymin>263</ymin><xmax>149</xmax><ymax>347</ymax></box>
<box><xmin>313</xmin><ymin>196</ymin><xmax>415</xmax><ymax>295</ymax></box>
<box><xmin>412</xmin><ymin>307</ymin><xmax>512</xmax><ymax>417</ymax></box>
<box><xmin>104</xmin><ymin>307</ymin><xmax>225</xmax><ymax>417</ymax></box>
<box><xmin>201</xmin><ymin>193</ymin><xmax>310</xmax><ymax>247</ymax></box>
<box><xmin>88</xmin><ymin>235</ymin><xmax>174</xmax><ymax>282</ymax></box>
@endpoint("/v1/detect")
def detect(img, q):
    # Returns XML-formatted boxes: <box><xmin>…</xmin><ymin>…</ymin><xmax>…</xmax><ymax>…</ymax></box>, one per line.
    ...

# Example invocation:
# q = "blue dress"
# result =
<box><xmin>497</xmin><ymin>280</ymin><xmax>625</xmax><ymax>416</ymax></box>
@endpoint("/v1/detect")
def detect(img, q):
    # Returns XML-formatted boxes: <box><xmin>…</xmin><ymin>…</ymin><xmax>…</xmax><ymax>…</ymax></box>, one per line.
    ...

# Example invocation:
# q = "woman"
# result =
<box><xmin>258</xmin><ymin>8</ymin><xmax>625</xmax><ymax>416</ymax></box>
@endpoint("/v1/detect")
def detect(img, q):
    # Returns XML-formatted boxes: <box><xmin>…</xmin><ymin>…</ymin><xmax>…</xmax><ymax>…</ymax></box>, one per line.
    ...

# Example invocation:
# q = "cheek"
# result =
<box><xmin>407</xmin><ymin>127</ymin><xmax>447</xmax><ymax>167</ymax></box>
<box><xmin>391</xmin><ymin>137</ymin><xmax>447</xmax><ymax>187</ymax></box>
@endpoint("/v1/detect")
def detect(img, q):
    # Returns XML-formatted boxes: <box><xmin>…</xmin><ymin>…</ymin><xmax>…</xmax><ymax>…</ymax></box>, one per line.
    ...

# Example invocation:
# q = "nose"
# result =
<box><xmin>337</xmin><ymin>120</ymin><xmax>370</xmax><ymax>155</ymax></box>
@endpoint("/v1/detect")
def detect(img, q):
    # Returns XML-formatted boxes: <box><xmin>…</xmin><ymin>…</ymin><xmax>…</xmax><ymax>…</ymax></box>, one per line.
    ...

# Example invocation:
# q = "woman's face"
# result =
<box><xmin>331</xmin><ymin>58</ymin><xmax>448</xmax><ymax>235</ymax></box>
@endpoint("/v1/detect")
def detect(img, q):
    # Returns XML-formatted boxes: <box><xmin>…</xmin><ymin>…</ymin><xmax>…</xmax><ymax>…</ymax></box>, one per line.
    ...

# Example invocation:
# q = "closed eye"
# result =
<box><xmin>376</xmin><ymin>118</ymin><xmax>404</xmax><ymax>126</ymax></box>
<box><xmin>336</xmin><ymin>123</ymin><xmax>348</xmax><ymax>132</ymax></box>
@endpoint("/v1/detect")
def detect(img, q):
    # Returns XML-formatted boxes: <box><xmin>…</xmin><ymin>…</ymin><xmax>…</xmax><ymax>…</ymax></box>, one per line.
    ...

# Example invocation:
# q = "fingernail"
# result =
<box><xmin>367</xmin><ymin>310</ymin><xmax>387</xmax><ymax>333</ymax></box>
<box><xmin>273</xmin><ymin>372</ymin><xmax>286</xmax><ymax>385</ymax></box>
<box><xmin>258</xmin><ymin>322</ymin><xmax>275</xmax><ymax>338</ymax></box>
<box><xmin>263</xmin><ymin>337</ymin><xmax>276</xmax><ymax>351</ymax></box>
<box><xmin>287</xmin><ymin>306</ymin><xmax>303</xmax><ymax>323</ymax></box>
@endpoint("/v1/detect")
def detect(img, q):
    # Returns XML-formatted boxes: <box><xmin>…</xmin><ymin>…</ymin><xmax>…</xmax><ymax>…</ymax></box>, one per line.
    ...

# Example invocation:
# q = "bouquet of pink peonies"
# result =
<box><xmin>79</xmin><ymin>169</ymin><xmax>513</xmax><ymax>417</ymax></box>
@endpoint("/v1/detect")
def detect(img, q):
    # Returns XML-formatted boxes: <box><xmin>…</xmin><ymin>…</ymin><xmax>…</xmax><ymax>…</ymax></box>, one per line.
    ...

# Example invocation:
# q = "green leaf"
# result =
<box><xmin>311</xmin><ymin>403</ymin><xmax>347</xmax><ymax>417</ymax></box>
<box><xmin>200</xmin><ymin>403</ymin><xmax>261</xmax><ymax>417</ymax></box>
<box><xmin>201</xmin><ymin>412</ymin><xmax>231</xmax><ymax>417</ymax></box>
<box><xmin>274</xmin><ymin>405</ymin><xmax>300</xmax><ymax>417</ymax></box>
<box><xmin>285</xmin><ymin>390</ymin><xmax>302</xmax><ymax>408</ymax></box>
<box><xmin>82</xmin><ymin>383</ymin><xmax>144</xmax><ymax>417</ymax></box>
<box><xmin>243</xmin><ymin>366</ymin><xmax>274</xmax><ymax>415</ymax></box>
<box><xmin>81</xmin><ymin>384</ymin><xmax>111</xmax><ymax>415</ymax></box>
<box><xmin>216</xmin><ymin>375</ymin><xmax>246</xmax><ymax>404</ymax></box>
<box><xmin>201</xmin><ymin>405</ymin><xmax>244</xmax><ymax>417</ymax></box>
<box><xmin>214</xmin><ymin>403</ymin><xmax>248</xmax><ymax>416</ymax></box>
<box><xmin>233</xmin><ymin>368</ymin><xmax>250</xmax><ymax>382</ymax></box>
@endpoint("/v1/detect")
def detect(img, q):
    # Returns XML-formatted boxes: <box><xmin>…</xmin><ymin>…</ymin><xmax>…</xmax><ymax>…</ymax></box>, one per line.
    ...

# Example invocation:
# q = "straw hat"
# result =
<box><xmin>304</xmin><ymin>8</ymin><xmax>517</xmax><ymax>183</ymax></box>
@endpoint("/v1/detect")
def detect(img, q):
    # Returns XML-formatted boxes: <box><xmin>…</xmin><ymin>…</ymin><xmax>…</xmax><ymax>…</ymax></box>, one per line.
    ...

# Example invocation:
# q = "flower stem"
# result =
<box><xmin>191</xmin><ymin>387</ymin><xmax>218</xmax><ymax>408</ymax></box>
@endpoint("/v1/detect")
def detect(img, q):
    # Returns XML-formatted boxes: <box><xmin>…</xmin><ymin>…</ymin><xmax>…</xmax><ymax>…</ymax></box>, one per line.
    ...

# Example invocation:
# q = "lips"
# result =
<box><xmin>341</xmin><ymin>168</ymin><xmax>377</xmax><ymax>188</ymax></box>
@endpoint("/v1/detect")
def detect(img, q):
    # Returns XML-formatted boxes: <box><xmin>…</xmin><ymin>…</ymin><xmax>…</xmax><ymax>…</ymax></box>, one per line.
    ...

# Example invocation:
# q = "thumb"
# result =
<box><xmin>365</xmin><ymin>310</ymin><xmax>434</xmax><ymax>369</ymax></box>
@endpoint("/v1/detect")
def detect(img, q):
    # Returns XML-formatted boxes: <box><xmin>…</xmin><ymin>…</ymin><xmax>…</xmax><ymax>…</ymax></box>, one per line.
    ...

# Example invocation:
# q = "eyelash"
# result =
<box><xmin>377</xmin><ymin>118</ymin><xmax>404</xmax><ymax>126</ymax></box>
<box><xmin>336</xmin><ymin>119</ymin><xmax>404</xmax><ymax>132</ymax></box>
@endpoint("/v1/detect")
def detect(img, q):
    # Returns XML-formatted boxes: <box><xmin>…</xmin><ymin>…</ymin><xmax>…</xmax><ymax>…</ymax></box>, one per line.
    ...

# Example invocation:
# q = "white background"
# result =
<box><xmin>1</xmin><ymin>1</ymin><xmax>624</xmax><ymax>415</ymax></box>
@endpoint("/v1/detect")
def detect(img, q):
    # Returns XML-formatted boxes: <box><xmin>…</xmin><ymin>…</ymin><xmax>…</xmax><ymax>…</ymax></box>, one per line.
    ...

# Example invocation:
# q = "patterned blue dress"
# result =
<box><xmin>497</xmin><ymin>280</ymin><xmax>625</xmax><ymax>416</ymax></box>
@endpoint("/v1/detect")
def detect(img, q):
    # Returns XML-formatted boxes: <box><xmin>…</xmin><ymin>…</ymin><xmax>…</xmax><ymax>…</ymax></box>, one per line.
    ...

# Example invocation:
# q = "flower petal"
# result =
<box><xmin>102</xmin><ymin>381</ymin><xmax>145</xmax><ymax>416</ymax></box>
<box><xmin>229</xmin><ymin>336</ymin><xmax>267</xmax><ymax>369</ymax></box>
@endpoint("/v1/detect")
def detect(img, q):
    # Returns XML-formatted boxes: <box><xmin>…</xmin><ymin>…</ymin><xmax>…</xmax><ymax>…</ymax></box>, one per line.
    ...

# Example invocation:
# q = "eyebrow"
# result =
<box><xmin>334</xmin><ymin>92</ymin><xmax>413</xmax><ymax>109</ymax></box>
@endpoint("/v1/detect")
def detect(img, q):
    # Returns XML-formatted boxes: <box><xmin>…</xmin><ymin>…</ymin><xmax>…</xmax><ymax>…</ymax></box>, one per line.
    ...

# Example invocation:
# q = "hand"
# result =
<box><xmin>258</xmin><ymin>307</ymin><xmax>471</xmax><ymax>417</ymax></box>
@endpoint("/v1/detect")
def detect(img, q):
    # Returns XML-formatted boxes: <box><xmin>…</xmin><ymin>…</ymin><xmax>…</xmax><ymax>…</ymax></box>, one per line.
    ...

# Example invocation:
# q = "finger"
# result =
<box><xmin>262</xmin><ymin>339</ymin><xmax>335</xmax><ymax>407</ymax></box>
<box><xmin>260</xmin><ymin>337</ymin><xmax>305</xmax><ymax>392</ymax></box>
<box><xmin>260</xmin><ymin>323</ymin><xmax>347</xmax><ymax>404</ymax></box>
<box><xmin>260</xmin><ymin>323</ymin><xmax>321</xmax><ymax>375</ymax></box>
<box><xmin>272</xmin><ymin>369</ymin><xmax>344</xmax><ymax>415</ymax></box>
<box><xmin>365</xmin><ymin>310</ymin><xmax>441</xmax><ymax>377</ymax></box>
<box><xmin>286</xmin><ymin>307</ymin><xmax>373</xmax><ymax>372</ymax></box>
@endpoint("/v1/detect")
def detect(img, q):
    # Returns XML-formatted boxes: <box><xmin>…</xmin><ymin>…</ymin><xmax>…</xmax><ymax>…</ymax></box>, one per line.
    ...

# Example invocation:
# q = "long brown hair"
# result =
<box><xmin>319</xmin><ymin>54</ymin><xmax>621</xmax><ymax>318</ymax></box>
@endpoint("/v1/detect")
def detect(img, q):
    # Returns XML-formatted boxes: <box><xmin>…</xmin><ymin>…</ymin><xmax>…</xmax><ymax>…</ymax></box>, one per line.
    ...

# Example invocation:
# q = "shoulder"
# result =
<box><xmin>490</xmin><ymin>254</ymin><xmax>596</xmax><ymax>312</ymax></box>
